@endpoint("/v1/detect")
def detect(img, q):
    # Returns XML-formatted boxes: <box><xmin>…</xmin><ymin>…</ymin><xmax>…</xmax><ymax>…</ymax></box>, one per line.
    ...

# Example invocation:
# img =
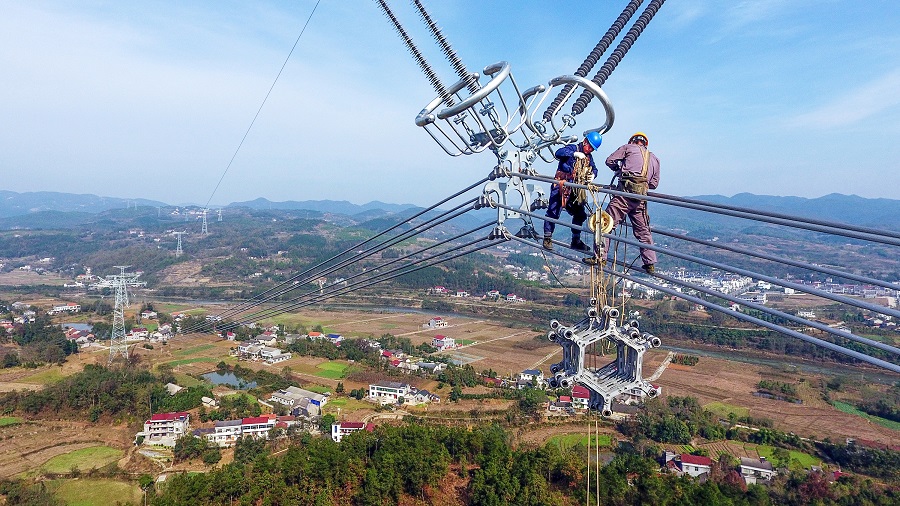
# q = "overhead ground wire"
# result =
<box><xmin>204</xmin><ymin>0</ymin><xmax>322</xmax><ymax>210</ymax></box>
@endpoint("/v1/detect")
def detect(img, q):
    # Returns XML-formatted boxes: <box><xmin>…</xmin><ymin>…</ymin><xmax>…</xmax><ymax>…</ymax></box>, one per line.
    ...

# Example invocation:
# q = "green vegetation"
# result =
<box><xmin>2</xmin><ymin>314</ymin><xmax>78</xmax><ymax>366</ymax></box>
<box><xmin>50</xmin><ymin>478</ymin><xmax>142</xmax><ymax>506</ymax></box>
<box><xmin>173</xmin><ymin>344</ymin><xmax>215</xmax><ymax>357</ymax></box>
<box><xmin>831</xmin><ymin>401</ymin><xmax>900</xmax><ymax>431</ymax></box>
<box><xmin>41</xmin><ymin>446</ymin><xmax>123</xmax><ymax>474</ymax></box>
<box><xmin>547</xmin><ymin>433</ymin><xmax>612</xmax><ymax>450</ymax></box>
<box><xmin>19</xmin><ymin>367</ymin><xmax>66</xmax><ymax>385</ymax></box>
<box><xmin>173</xmin><ymin>373</ymin><xmax>204</xmax><ymax>388</ymax></box>
<box><xmin>0</xmin><ymin>364</ymin><xmax>204</xmax><ymax>422</ymax></box>
<box><xmin>703</xmin><ymin>402</ymin><xmax>749</xmax><ymax>420</ymax></box>
<box><xmin>0</xmin><ymin>416</ymin><xmax>23</xmax><ymax>427</ymax></box>
<box><xmin>315</xmin><ymin>361</ymin><xmax>350</xmax><ymax>379</ymax></box>
<box><xmin>163</xmin><ymin>357</ymin><xmax>219</xmax><ymax>367</ymax></box>
<box><xmin>753</xmin><ymin>444</ymin><xmax>819</xmax><ymax>468</ymax></box>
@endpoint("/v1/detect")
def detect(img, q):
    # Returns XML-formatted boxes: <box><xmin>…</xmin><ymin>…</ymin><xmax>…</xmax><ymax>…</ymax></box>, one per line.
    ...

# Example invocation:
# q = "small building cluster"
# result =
<box><xmin>268</xmin><ymin>386</ymin><xmax>328</xmax><ymax>417</ymax></box>
<box><xmin>662</xmin><ymin>452</ymin><xmax>778</xmax><ymax>486</ymax></box>
<box><xmin>196</xmin><ymin>415</ymin><xmax>297</xmax><ymax>447</ymax></box>
<box><xmin>237</xmin><ymin>339</ymin><xmax>293</xmax><ymax>364</ymax></box>
<box><xmin>331</xmin><ymin>421</ymin><xmax>374</xmax><ymax>442</ymax></box>
<box><xmin>368</xmin><ymin>381</ymin><xmax>439</xmax><ymax>405</ymax></box>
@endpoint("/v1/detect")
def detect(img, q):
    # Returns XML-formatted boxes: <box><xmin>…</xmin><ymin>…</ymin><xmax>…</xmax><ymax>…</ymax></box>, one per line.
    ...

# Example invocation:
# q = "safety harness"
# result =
<box><xmin>618</xmin><ymin>146</ymin><xmax>650</xmax><ymax>196</ymax></box>
<box><xmin>556</xmin><ymin>151</ymin><xmax>594</xmax><ymax>208</ymax></box>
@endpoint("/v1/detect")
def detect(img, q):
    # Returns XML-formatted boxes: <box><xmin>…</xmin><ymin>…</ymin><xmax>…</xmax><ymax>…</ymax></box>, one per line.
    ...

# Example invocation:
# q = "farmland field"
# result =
<box><xmin>19</xmin><ymin>368</ymin><xmax>66</xmax><ymax>385</ymax></box>
<box><xmin>547</xmin><ymin>433</ymin><xmax>612</xmax><ymax>450</ymax></box>
<box><xmin>831</xmin><ymin>401</ymin><xmax>900</xmax><ymax>431</ymax></box>
<box><xmin>41</xmin><ymin>446</ymin><xmax>123</xmax><ymax>474</ymax></box>
<box><xmin>49</xmin><ymin>478</ymin><xmax>142</xmax><ymax>506</ymax></box>
<box><xmin>315</xmin><ymin>362</ymin><xmax>351</xmax><ymax>379</ymax></box>
<box><xmin>0</xmin><ymin>416</ymin><xmax>23</xmax><ymax>427</ymax></box>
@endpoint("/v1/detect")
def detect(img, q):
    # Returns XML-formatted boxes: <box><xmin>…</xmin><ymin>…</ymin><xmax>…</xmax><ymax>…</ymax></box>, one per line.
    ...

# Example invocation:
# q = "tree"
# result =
<box><xmin>319</xmin><ymin>413</ymin><xmax>336</xmax><ymax>434</ymax></box>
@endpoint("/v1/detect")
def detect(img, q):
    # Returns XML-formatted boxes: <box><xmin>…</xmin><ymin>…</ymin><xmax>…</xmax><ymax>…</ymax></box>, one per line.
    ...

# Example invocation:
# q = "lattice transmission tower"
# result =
<box><xmin>91</xmin><ymin>266</ymin><xmax>145</xmax><ymax>363</ymax></box>
<box><xmin>202</xmin><ymin>209</ymin><xmax>209</xmax><ymax>235</ymax></box>
<box><xmin>174</xmin><ymin>231</ymin><xmax>185</xmax><ymax>258</ymax></box>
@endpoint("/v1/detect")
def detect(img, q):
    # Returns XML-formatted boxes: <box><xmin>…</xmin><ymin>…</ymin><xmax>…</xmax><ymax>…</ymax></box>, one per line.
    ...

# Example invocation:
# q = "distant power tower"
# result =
<box><xmin>91</xmin><ymin>266</ymin><xmax>145</xmax><ymax>363</ymax></box>
<box><xmin>317</xmin><ymin>278</ymin><xmax>327</xmax><ymax>295</ymax></box>
<box><xmin>217</xmin><ymin>209</ymin><xmax>222</xmax><ymax>222</ymax></box>
<box><xmin>202</xmin><ymin>209</ymin><xmax>209</xmax><ymax>235</ymax></box>
<box><xmin>174</xmin><ymin>231</ymin><xmax>185</xmax><ymax>257</ymax></box>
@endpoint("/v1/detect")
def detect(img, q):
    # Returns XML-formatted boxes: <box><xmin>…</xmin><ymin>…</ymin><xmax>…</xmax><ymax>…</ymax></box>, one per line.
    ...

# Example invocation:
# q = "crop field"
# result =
<box><xmin>547</xmin><ymin>433</ymin><xmax>612</xmax><ymax>450</ymax></box>
<box><xmin>703</xmin><ymin>401</ymin><xmax>750</xmax><ymax>419</ymax></box>
<box><xmin>19</xmin><ymin>368</ymin><xmax>67</xmax><ymax>385</ymax></box>
<box><xmin>0</xmin><ymin>420</ymin><xmax>131</xmax><ymax>479</ymax></box>
<box><xmin>48</xmin><ymin>478</ymin><xmax>142</xmax><ymax>506</ymax></box>
<box><xmin>0</xmin><ymin>416</ymin><xmax>23</xmax><ymax>427</ymax></box>
<box><xmin>754</xmin><ymin>444</ymin><xmax>820</xmax><ymax>468</ymax></box>
<box><xmin>174</xmin><ymin>344</ymin><xmax>216</xmax><ymax>357</ymax></box>
<box><xmin>831</xmin><ymin>401</ymin><xmax>900</xmax><ymax>431</ymax></box>
<box><xmin>314</xmin><ymin>362</ymin><xmax>351</xmax><ymax>379</ymax></box>
<box><xmin>41</xmin><ymin>446</ymin><xmax>123</xmax><ymax>474</ymax></box>
<box><xmin>655</xmin><ymin>354</ymin><xmax>899</xmax><ymax>445</ymax></box>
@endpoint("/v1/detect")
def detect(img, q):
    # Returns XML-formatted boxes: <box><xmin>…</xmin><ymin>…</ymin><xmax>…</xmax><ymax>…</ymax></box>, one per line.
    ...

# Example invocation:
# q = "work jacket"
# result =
<box><xmin>605</xmin><ymin>144</ymin><xmax>660</xmax><ymax>190</ymax></box>
<box><xmin>550</xmin><ymin>144</ymin><xmax>597</xmax><ymax>196</ymax></box>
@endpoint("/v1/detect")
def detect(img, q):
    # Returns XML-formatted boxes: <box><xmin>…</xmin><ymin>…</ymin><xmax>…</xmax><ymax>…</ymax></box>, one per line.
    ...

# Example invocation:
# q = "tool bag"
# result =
<box><xmin>619</xmin><ymin>147</ymin><xmax>650</xmax><ymax>196</ymax></box>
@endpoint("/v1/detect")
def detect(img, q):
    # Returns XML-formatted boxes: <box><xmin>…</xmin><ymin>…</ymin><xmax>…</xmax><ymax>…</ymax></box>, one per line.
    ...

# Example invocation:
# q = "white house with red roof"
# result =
<box><xmin>141</xmin><ymin>411</ymin><xmax>190</xmax><ymax>446</ymax></box>
<box><xmin>432</xmin><ymin>335</ymin><xmax>456</xmax><ymax>351</ymax></box>
<box><xmin>677</xmin><ymin>454</ymin><xmax>713</xmax><ymax>478</ymax></box>
<box><xmin>432</xmin><ymin>286</ymin><xmax>448</xmax><ymax>294</ymax></box>
<box><xmin>240</xmin><ymin>416</ymin><xmax>276</xmax><ymax>439</ymax></box>
<box><xmin>571</xmin><ymin>385</ymin><xmax>590</xmax><ymax>410</ymax></box>
<box><xmin>331</xmin><ymin>421</ymin><xmax>374</xmax><ymax>442</ymax></box>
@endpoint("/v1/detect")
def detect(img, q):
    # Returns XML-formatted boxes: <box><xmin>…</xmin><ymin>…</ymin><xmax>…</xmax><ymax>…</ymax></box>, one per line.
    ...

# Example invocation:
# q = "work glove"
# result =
<box><xmin>573</xmin><ymin>152</ymin><xmax>586</xmax><ymax>160</ymax></box>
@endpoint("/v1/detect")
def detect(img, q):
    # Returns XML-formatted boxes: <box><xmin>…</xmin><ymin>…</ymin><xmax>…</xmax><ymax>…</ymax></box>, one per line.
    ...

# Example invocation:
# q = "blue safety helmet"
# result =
<box><xmin>584</xmin><ymin>131</ymin><xmax>603</xmax><ymax>150</ymax></box>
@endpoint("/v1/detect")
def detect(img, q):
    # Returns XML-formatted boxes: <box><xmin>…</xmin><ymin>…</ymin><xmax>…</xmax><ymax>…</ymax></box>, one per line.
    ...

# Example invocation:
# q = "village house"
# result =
<box><xmin>519</xmin><ymin>369</ymin><xmax>544</xmax><ymax>384</ymax></box>
<box><xmin>331</xmin><ymin>422</ymin><xmax>374</xmax><ymax>442</ymax></box>
<box><xmin>240</xmin><ymin>416</ymin><xmax>276</xmax><ymax>439</ymax></box>
<box><xmin>411</xmin><ymin>389</ymin><xmax>440</xmax><ymax>404</ymax></box>
<box><xmin>571</xmin><ymin>385</ymin><xmax>590</xmax><ymax>410</ymax></box>
<box><xmin>740</xmin><ymin>457</ymin><xmax>777</xmax><ymax>485</ymax></box>
<box><xmin>269</xmin><ymin>386</ymin><xmax>327</xmax><ymax>411</ymax></box>
<box><xmin>425</xmin><ymin>317</ymin><xmax>448</xmax><ymax>329</ymax></box>
<box><xmin>141</xmin><ymin>310</ymin><xmax>158</xmax><ymax>320</ymax></box>
<box><xmin>432</xmin><ymin>335</ymin><xmax>456</xmax><ymax>351</ymax></box>
<box><xmin>369</xmin><ymin>381</ymin><xmax>412</xmax><ymax>404</ymax></box>
<box><xmin>140</xmin><ymin>411</ymin><xmax>190</xmax><ymax>447</ymax></box>
<box><xmin>259</xmin><ymin>346</ymin><xmax>292</xmax><ymax>364</ymax></box>
<box><xmin>209</xmin><ymin>419</ymin><xmax>243</xmax><ymax>447</ymax></box>
<box><xmin>49</xmin><ymin>302</ymin><xmax>81</xmax><ymax>314</ymax></box>
<box><xmin>677</xmin><ymin>454</ymin><xmax>713</xmax><ymax>478</ymax></box>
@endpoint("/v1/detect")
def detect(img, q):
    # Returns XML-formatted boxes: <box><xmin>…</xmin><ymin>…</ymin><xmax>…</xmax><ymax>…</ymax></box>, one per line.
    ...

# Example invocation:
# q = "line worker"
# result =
<box><xmin>585</xmin><ymin>132</ymin><xmax>660</xmax><ymax>273</ymax></box>
<box><xmin>543</xmin><ymin>131</ymin><xmax>603</xmax><ymax>253</ymax></box>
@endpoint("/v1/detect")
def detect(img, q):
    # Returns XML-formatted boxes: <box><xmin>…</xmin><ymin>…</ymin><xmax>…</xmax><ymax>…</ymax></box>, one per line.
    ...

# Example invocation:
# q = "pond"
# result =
<box><xmin>61</xmin><ymin>322</ymin><xmax>92</xmax><ymax>331</ymax></box>
<box><xmin>202</xmin><ymin>371</ymin><xmax>257</xmax><ymax>390</ymax></box>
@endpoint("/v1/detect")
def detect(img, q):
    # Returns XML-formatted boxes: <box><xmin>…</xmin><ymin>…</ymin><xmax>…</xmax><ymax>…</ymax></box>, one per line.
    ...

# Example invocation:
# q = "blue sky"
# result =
<box><xmin>2</xmin><ymin>1</ymin><xmax>898</xmax><ymax>207</ymax></box>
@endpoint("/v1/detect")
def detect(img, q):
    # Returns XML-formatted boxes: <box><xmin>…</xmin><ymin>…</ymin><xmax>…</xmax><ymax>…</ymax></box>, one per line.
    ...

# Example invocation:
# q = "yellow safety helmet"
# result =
<box><xmin>629</xmin><ymin>132</ymin><xmax>649</xmax><ymax>145</ymax></box>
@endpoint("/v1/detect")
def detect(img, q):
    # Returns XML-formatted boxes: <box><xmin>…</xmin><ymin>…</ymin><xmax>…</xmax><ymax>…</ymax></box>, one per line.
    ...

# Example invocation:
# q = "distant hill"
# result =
<box><xmin>226</xmin><ymin>198</ymin><xmax>418</xmax><ymax>217</ymax></box>
<box><xmin>652</xmin><ymin>192</ymin><xmax>900</xmax><ymax>234</ymax></box>
<box><xmin>0</xmin><ymin>190</ymin><xmax>166</xmax><ymax>218</ymax></box>
<box><xmin>0</xmin><ymin>189</ymin><xmax>896</xmax><ymax>234</ymax></box>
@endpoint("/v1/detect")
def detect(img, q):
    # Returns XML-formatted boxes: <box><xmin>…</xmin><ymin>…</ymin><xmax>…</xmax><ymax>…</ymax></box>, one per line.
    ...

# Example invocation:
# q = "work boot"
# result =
<box><xmin>570</xmin><ymin>238</ymin><xmax>591</xmax><ymax>253</ymax></box>
<box><xmin>642</xmin><ymin>263</ymin><xmax>655</xmax><ymax>274</ymax></box>
<box><xmin>542</xmin><ymin>235</ymin><xmax>553</xmax><ymax>251</ymax></box>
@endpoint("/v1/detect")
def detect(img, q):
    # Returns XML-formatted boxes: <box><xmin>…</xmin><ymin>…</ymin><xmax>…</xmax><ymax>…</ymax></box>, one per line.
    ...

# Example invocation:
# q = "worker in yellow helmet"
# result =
<box><xmin>584</xmin><ymin>132</ymin><xmax>660</xmax><ymax>274</ymax></box>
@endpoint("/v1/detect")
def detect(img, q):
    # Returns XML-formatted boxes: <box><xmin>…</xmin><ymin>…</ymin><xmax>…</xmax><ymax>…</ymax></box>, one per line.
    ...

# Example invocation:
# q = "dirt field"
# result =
<box><xmin>0</xmin><ymin>420</ymin><xmax>133</xmax><ymax>479</ymax></box>
<box><xmin>2</xmin><ymin>304</ymin><xmax>897</xmax><ymax>454</ymax></box>
<box><xmin>654</xmin><ymin>354</ymin><xmax>898</xmax><ymax>445</ymax></box>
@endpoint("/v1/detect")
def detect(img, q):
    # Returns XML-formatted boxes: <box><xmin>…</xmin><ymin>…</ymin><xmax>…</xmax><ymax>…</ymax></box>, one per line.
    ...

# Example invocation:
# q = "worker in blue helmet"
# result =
<box><xmin>543</xmin><ymin>132</ymin><xmax>602</xmax><ymax>252</ymax></box>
